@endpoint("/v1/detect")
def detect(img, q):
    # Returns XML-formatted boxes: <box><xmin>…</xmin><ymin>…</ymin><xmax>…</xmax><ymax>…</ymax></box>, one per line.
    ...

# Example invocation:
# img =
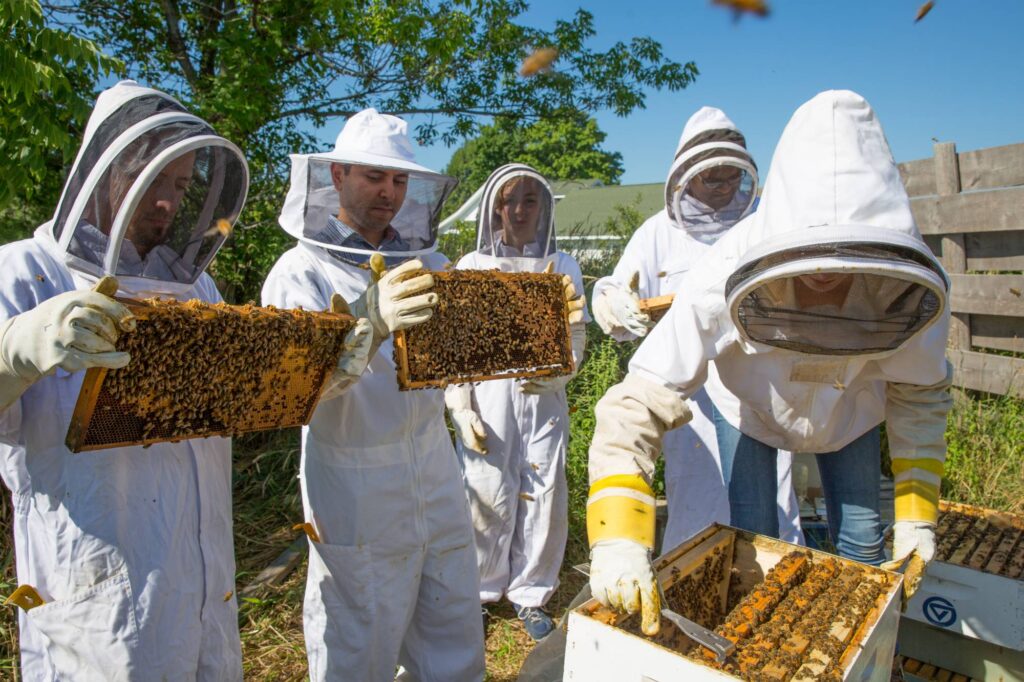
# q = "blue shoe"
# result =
<box><xmin>513</xmin><ymin>602</ymin><xmax>555</xmax><ymax>641</ymax></box>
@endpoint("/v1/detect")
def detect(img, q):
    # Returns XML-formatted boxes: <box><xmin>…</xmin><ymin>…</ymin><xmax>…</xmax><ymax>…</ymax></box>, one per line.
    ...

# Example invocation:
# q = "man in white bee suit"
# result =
<box><xmin>443</xmin><ymin>164</ymin><xmax>588</xmax><ymax>641</ymax></box>
<box><xmin>262</xmin><ymin>109</ymin><xmax>487</xmax><ymax>681</ymax></box>
<box><xmin>0</xmin><ymin>80</ymin><xmax>369</xmax><ymax>680</ymax></box>
<box><xmin>592</xmin><ymin>107</ymin><xmax>801</xmax><ymax>550</ymax></box>
<box><xmin>585</xmin><ymin>90</ymin><xmax>952</xmax><ymax>635</ymax></box>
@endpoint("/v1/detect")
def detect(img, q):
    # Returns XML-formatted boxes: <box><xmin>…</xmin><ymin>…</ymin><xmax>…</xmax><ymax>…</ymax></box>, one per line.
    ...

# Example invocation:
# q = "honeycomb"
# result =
<box><xmin>934</xmin><ymin>503</ymin><xmax>1024</xmax><ymax>578</ymax></box>
<box><xmin>393</xmin><ymin>270</ymin><xmax>573</xmax><ymax>390</ymax></box>
<box><xmin>615</xmin><ymin>546</ymin><xmax>896</xmax><ymax>681</ymax></box>
<box><xmin>66</xmin><ymin>299</ymin><xmax>353</xmax><ymax>451</ymax></box>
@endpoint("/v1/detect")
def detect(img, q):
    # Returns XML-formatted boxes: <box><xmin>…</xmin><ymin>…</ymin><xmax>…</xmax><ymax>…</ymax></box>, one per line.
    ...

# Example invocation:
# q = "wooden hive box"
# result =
<box><xmin>393</xmin><ymin>269</ymin><xmax>574</xmax><ymax>390</ymax></box>
<box><xmin>563</xmin><ymin>524</ymin><xmax>902</xmax><ymax>681</ymax></box>
<box><xmin>66</xmin><ymin>299</ymin><xmax>354</xmax><ymax>452</ymax></box>
<box><xmin>903</xmin><ymin>500</ymin><xmax>1024</xmax><ymax>650</ymax></box>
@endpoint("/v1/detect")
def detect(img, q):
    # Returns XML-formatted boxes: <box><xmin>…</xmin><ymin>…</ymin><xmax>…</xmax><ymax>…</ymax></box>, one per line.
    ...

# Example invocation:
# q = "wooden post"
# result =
<box><xmin>934</xmin><ymin>142</ymin><xmax>971</xmax><ymax>351</ymax></box>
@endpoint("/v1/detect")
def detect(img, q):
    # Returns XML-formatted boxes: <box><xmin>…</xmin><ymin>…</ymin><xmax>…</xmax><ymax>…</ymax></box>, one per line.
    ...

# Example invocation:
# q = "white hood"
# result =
<box><xmin>664</xmin><ymin>106</ymin><xmax>758</xmax><ymax>238</ymax></box>
<box><xmin>48</xmin><ymin>80</ymin><xmax>248</xmax><ymax>298</ymax></box>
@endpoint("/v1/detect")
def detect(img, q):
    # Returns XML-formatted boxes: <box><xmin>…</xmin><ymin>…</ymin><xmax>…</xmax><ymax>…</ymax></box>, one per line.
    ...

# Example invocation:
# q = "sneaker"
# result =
<box><xmin>512</xmin><ymin>602</ymin><xmax>555</xmax><ymax>641</ymax></box>
<box><xmin>481</xmin><ymin>606</ymin><xmax>490</xmax><ymax>637</ymax></box>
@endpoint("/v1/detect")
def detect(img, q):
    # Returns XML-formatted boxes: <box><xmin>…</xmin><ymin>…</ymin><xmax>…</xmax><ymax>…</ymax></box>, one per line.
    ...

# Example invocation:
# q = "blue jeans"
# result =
<box><xmin>712</xmin><ymin>406</ymin><xmax>884</xmax><ymax>565</ymax></box>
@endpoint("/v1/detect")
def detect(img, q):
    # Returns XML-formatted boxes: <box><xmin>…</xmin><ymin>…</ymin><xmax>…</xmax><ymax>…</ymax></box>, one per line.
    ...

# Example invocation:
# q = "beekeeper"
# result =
<box><xmin>585</xmin><ymin>90</ymin><xmax>952</xmax><ymax>635</ymax></box>
<box><xmin>592</xmin><ymin>107</ymin><xmax>801</xmax><ymax>549</ymax></box>
<box><xmin>0</xmin><ymin>80</ymin><xmax>260</xmax><ymax>681</ymax></box>
<box><xmin>262</xmin><ymin>109</ymin><xmax>486</xmax><ymax>681</ymax></box>
<box><xmin>444</xmin><ymin>164</ymin><xmax>588</xmax><ymax>641</ymax></box>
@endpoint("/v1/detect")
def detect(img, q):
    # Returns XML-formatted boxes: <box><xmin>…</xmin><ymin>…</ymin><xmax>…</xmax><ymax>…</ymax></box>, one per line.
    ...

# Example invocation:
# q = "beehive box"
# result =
<box><xmin>903</xmin><ymin>500</ymin><xmax>1024</xmax><ymax>650</ymax></box>
<box><xmin>66</xmin><ymin>299</ymin><xmax>354</xmax><ymax>452</ymax></box>
<box><xmin>563</xmin><ymin>524</ymin><xmax>902</xmax><ymax>681</ymax></box>
<box><xmin>393</xmin><ymin>270</ymin><xmax>573</xmax><ymax>390</ymax></box>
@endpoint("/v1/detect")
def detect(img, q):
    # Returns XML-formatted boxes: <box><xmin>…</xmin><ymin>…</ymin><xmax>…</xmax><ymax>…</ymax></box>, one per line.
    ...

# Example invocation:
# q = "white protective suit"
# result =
<box><xmin>592</xmin><ymin>107</ymin><xmax>802</xmax><ymax>548</ymax></box>
<box><xmin>588</xmin><ymin>90</ymin><xmax>951</xmax><ymax>573</ymax></box>
<box><xmin>447</xmin><ymin>165</ymin><xmax>589</xmax><ymax>608</ymax></box>
<box><xmin>262</xmin><ymin>109</ymin><xmax>484</xmax><ymax>681</ymax></box>
<box><xmin>0</xmin><ymin>81</ymin><xmax>249</xmax><ymax>680</ymax></box>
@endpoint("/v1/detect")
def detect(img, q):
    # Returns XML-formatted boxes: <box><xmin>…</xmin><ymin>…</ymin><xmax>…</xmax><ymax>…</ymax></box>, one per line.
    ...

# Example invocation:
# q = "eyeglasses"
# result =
<box><xmin>697</xmin><ymin>172</ymin><xmax>743</xmax><ymax>190</ymax></box>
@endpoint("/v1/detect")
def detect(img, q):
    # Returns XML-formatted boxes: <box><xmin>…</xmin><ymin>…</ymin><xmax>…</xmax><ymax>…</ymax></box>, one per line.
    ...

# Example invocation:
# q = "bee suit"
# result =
<box><xmin>586</xmin><ymin>90</ymin><xmax>952</xmax><ymax>635</ymax></box>
<box><xmin>592</xmin><ymin>107</ymin><xmax>801</xmax><ymax>549</ymax></box>
<box><xmin>261</xmin><ymin>109</ymin><xmax>485</xmax><ymax>681</ymax></box>
<box><xmin>0</xmin><ymin>80</ymin><xmax>249</xmax><ymax>679</ymax></box>
<box><xmin>443</xmin><ymin>165</ymin><xmax>589</xmax><ymax>613</ymax></box>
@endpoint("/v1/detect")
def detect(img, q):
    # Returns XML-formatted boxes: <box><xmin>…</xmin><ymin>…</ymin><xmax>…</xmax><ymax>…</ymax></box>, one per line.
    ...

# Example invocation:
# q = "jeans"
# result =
<box><xmin>712</xmin><ymin>405</ymin><xmax>884</xmax><ymax>565</ymax></box>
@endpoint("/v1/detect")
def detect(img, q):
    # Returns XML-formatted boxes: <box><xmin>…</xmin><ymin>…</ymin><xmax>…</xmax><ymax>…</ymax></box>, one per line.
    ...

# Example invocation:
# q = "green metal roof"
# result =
<box><xmin>554</xmin><ymin>182</ymin><xmax>663</xmax><ymax>238</ymax></box>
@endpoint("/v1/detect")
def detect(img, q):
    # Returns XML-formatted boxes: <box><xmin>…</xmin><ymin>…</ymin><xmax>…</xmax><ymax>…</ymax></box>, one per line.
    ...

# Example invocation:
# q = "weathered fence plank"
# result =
<box><xmin>948</xmin><ymin>274</ymin><xmax>1024</xmax><ymax>318</ymax></box>
<box><xmin>911</xmin><ymin>186</ymin><xmax>1024</xmax><ymax>236</ymax></box>
<box><xmin>946</xmin><ymin>349</ymin><xmax>1024</xmax><ymax>398</ymax></box>
<box><xmin>959</xmin><ymin>143</ymin><xmax>1024</xmax><ymax>191</ymax></box>
<box><xmin>970</xmin><ymin>315</ymin><xmax>1024</xmax><ymax>354</ymax></box>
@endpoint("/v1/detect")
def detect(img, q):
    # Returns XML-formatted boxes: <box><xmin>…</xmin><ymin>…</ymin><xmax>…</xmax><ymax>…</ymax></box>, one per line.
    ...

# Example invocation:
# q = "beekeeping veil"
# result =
<box><xmin>723</xmin><ymin>90</ymin><xmax>948</xmax><ymax>356</ymax></box>
<box><xmin>665</xmin><ymin>107</ymin><xmax>758</xmax><ymax>243</ymax></box>
<box><xmin>49</xmin><ymin>80</ymin><xmax>248</xmax><ymax>298</ymax></box>
<box><xmin>278</xmin><ymin>108</ymin><xmax>457</xmax><ymax>266</ymax></box>
<box><xmin>443</xmin><ymin>164</ymin><xmax>555</xmax><ymax>273</ymax></box>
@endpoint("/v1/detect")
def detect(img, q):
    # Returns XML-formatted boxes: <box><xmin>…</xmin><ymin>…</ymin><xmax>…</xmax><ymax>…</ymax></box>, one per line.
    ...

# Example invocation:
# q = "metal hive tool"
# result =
<box><xmin>393</xmin><ymin>270</ymin><xmax>574</xmax><ymax>390</ymax></box>
<box><xmin>66</xmin><ymin>299</ymin><xmax>354</xmax><ymax>452</ymax></box>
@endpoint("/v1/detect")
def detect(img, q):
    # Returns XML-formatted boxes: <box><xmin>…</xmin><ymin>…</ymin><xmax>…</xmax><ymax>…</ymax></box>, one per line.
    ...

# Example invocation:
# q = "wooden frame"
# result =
<box><xmin>393</xmin><ymin>270</ymin><xmax>574</xmax><ymax>390</ymax></box>
<box><xmin>638</xmin><ymin>293</ymin><xmax>675</xmax><ymax>323</ymax></box>
<box><xmin>66</xmin><ymin>300</ymin><xmax>354</xmax><ymax>452</ymax></box>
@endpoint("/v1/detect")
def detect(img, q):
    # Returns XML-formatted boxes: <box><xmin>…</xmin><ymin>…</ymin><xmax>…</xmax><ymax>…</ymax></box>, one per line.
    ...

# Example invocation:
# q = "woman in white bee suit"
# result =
<box><xmin>591</xmin><ymin>107</ymin><xmax>801</xmax><ymax>550</ymax></box>
<box><xmin>0</xmin><ymin>80</ymin><xmax>257</xmax><ymax>680</ymax></box>
<box><xmin>443</xmin><ymin>164</ymin><xmax>589</xmax><ymax>641</ymax></box>
<box><xmin>261</xmin><ymin>109</ymin><xmax>487</xmax><ymax>681</ymax></box>
<box><xmin>585</xmin><ymin>90</ymin><xmax>952</xmax><ymax>635</ymax></box>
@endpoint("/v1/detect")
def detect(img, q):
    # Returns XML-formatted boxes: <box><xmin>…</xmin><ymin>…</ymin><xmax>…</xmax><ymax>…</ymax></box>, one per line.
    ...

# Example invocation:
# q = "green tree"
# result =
<box><xmin>40</xmin><ymin>0</ymin><xmax>698</xmax><ymax>301</ymax></box>
<box><xmin>443</xmin><ymin>110</ymin><xmax>624</xmax><ymax>207</ymax></box>
<box><xmin>0</xmin><ymin>0</ymin><xmax>121</xmax><ymax>241</ymax></box>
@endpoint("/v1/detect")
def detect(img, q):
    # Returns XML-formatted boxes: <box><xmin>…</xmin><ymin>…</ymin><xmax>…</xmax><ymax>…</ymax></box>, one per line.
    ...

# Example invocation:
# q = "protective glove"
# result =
<box><xmin>589</xmin><ymin>538</ymin><xmax>661</xmax><ymax>636</ymax></box>
<box><xmin>351</xmin><ymin>253</ymin><xmax>438</xmax><ymax>342</ymax></box>
<box><xmin>319</xmin><ymin>294</ymin><xmax>374</xmax><ymax>400</ymax></box>
<box><xmin>882</xmin><ymin>521</ymin><xmax>936</xmax><ymax>569</ymax></box>
<box><xmin>593</xmin><ymin>272</ymin><xmax>652</xmax><ymax>338</ymax></box>
<box><xmin>0</xmin><ymin>276</ymin><xmax>135</xmax><ymax>409</ymax></box>
<box><xmin>444</xmin><ymin>384</ymin><xmax>487</xmax><ymax>454</ymax></box>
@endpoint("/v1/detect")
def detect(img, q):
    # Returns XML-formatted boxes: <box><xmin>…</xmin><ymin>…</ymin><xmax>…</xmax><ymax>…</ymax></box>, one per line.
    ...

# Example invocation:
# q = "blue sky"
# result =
<box><xmin>403</xmin><ymin>0</ymin><xmax>1023</xmax><ymax>185</ymax></box>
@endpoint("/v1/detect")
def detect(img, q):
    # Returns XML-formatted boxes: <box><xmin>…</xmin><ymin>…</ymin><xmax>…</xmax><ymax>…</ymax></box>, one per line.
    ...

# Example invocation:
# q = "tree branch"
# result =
<box><xmin>158</xmin><ymin>0</ymin><xmax>198</xmax><ymax>86</ymax></box>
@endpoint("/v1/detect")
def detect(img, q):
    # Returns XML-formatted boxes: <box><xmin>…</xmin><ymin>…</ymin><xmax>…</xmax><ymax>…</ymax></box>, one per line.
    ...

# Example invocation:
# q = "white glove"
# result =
<box><xmin>593</xmin><ymin>274</ymin><xmax>652</xmax><ymax>338</ymax></box>
<box><xmin>884</xmin><ymin>520</ymin><xmax>936</xmax><ymax>568</ymax></box>
<box><xmin>444</xmin><ymin>384</ymin><xmax>487</xmax><ymax>453</ymax></box>
<box><xmin>320</xmin><ymin>317</ymin><xmax>374</xmax><ymax>400</ymax></box>
<box><xmin>590</xmin><ymin>538</ymin><xmax>661</xmax><ymax>635</ymax></box>
<box><xmin>0</xmin><ymin>276</ymin><xmax>134</xmax><ymax>409</ymax></box>
<box><xmin>352</xmin><ymin>254</ymin><xmax>438</xmax><ymax>341</ymax></box>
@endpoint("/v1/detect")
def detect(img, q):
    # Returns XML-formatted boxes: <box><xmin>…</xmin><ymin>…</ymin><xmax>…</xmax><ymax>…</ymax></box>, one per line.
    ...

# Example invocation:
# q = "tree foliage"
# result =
<box><xmin>443</xmin><ymin>110</ymin><xmax>624</xmax><ymax>208</ymax></box>
<box><xmin>0</xmin><ymin>0</ymin><xmax>121</xmax><ymax>212</ymax></box>
<box><xmin>37</xmin><ymin>0</ymin><xmax>697</xmax><ymax>301</ymax></box>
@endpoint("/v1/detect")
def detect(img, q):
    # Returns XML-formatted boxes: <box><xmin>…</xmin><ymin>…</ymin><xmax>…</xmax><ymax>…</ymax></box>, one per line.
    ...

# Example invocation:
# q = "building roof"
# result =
<box><xmin>554</xmin><ymin>182</ymin><xmax>663</xmax><ymax>238</ymax></box>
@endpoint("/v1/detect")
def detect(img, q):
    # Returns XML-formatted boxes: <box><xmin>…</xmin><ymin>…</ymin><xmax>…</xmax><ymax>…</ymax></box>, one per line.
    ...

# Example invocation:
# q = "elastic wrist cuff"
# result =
<box><xmin>894</xmin><ymin>481</ymin><xmax>940</xmax><ymax>524</ymax></box>
<box><xmin>587</xmin><ymin>474</ymin><xmax>656</xmax><ymax>549</ymax></box>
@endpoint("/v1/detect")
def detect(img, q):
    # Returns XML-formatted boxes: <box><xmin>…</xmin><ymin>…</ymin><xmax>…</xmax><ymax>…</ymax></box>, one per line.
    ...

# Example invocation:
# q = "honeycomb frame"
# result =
<box><xmin>639</xmin><ymin>293</ymin><xmax>675</xmax><ymax>323</ymax></box>
<box><xmin>934</xmin><ymin>500</ymin><xmax>1024</xmax><ymax>578</ymax></box>
<box><xmin>66</xmin><ymin>299</ymin><xmax>354</xmax><ymax>452</ymax></box>
<box><xmin>393</xmin><ymin>270</ymin><xmax>574</xmax><ymax>390</ymax></box>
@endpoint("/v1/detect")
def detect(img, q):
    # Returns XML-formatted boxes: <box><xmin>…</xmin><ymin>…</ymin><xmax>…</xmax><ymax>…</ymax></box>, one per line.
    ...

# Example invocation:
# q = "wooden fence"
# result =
<box><xmin>898</xmin><ymin>141</ymin><xmax>1024</xmax><ymax>397</ymax></box>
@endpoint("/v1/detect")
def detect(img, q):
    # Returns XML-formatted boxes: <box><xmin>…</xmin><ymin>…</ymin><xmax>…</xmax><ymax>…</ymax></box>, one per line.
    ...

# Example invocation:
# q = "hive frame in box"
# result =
<box><xmin>66</xmin><ymin>300</ymin><xmax>354</xmax><ymax>452</ymax></box>
<box><xmin>563</xmin><ymin>524</ymin><xmax>902</xmax><ymax>682</ymax></box>
<box><xmin>393</xmin><ymin>270</ymin><xmax>574</xmax><ymax>390</ymax></box>
<box><xmin>903</xmin><ymin>500</ymin><xmax>1024</xmax><ymax>651</ymax></box>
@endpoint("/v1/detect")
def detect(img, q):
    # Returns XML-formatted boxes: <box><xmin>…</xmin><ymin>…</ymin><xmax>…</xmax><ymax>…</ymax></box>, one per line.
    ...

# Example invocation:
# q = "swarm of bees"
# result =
<box><xmin>393</xmin><ymin>270</ymin><xmax>574</xmax><ymax>390</ymax></box>
<box><xmin>934</xmin><ymin>505</ymin><xmax>1024</xmax><ymax>577</ymax></box>
<box><xmin>67</xmin><ymin>299</ymin><xmax>353</xmax><ymax>451</ymax></box>
<box><xmin>621</xmin><ymin>548</ymin><xmax>895</xmax><ymax>681</ymax></box>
